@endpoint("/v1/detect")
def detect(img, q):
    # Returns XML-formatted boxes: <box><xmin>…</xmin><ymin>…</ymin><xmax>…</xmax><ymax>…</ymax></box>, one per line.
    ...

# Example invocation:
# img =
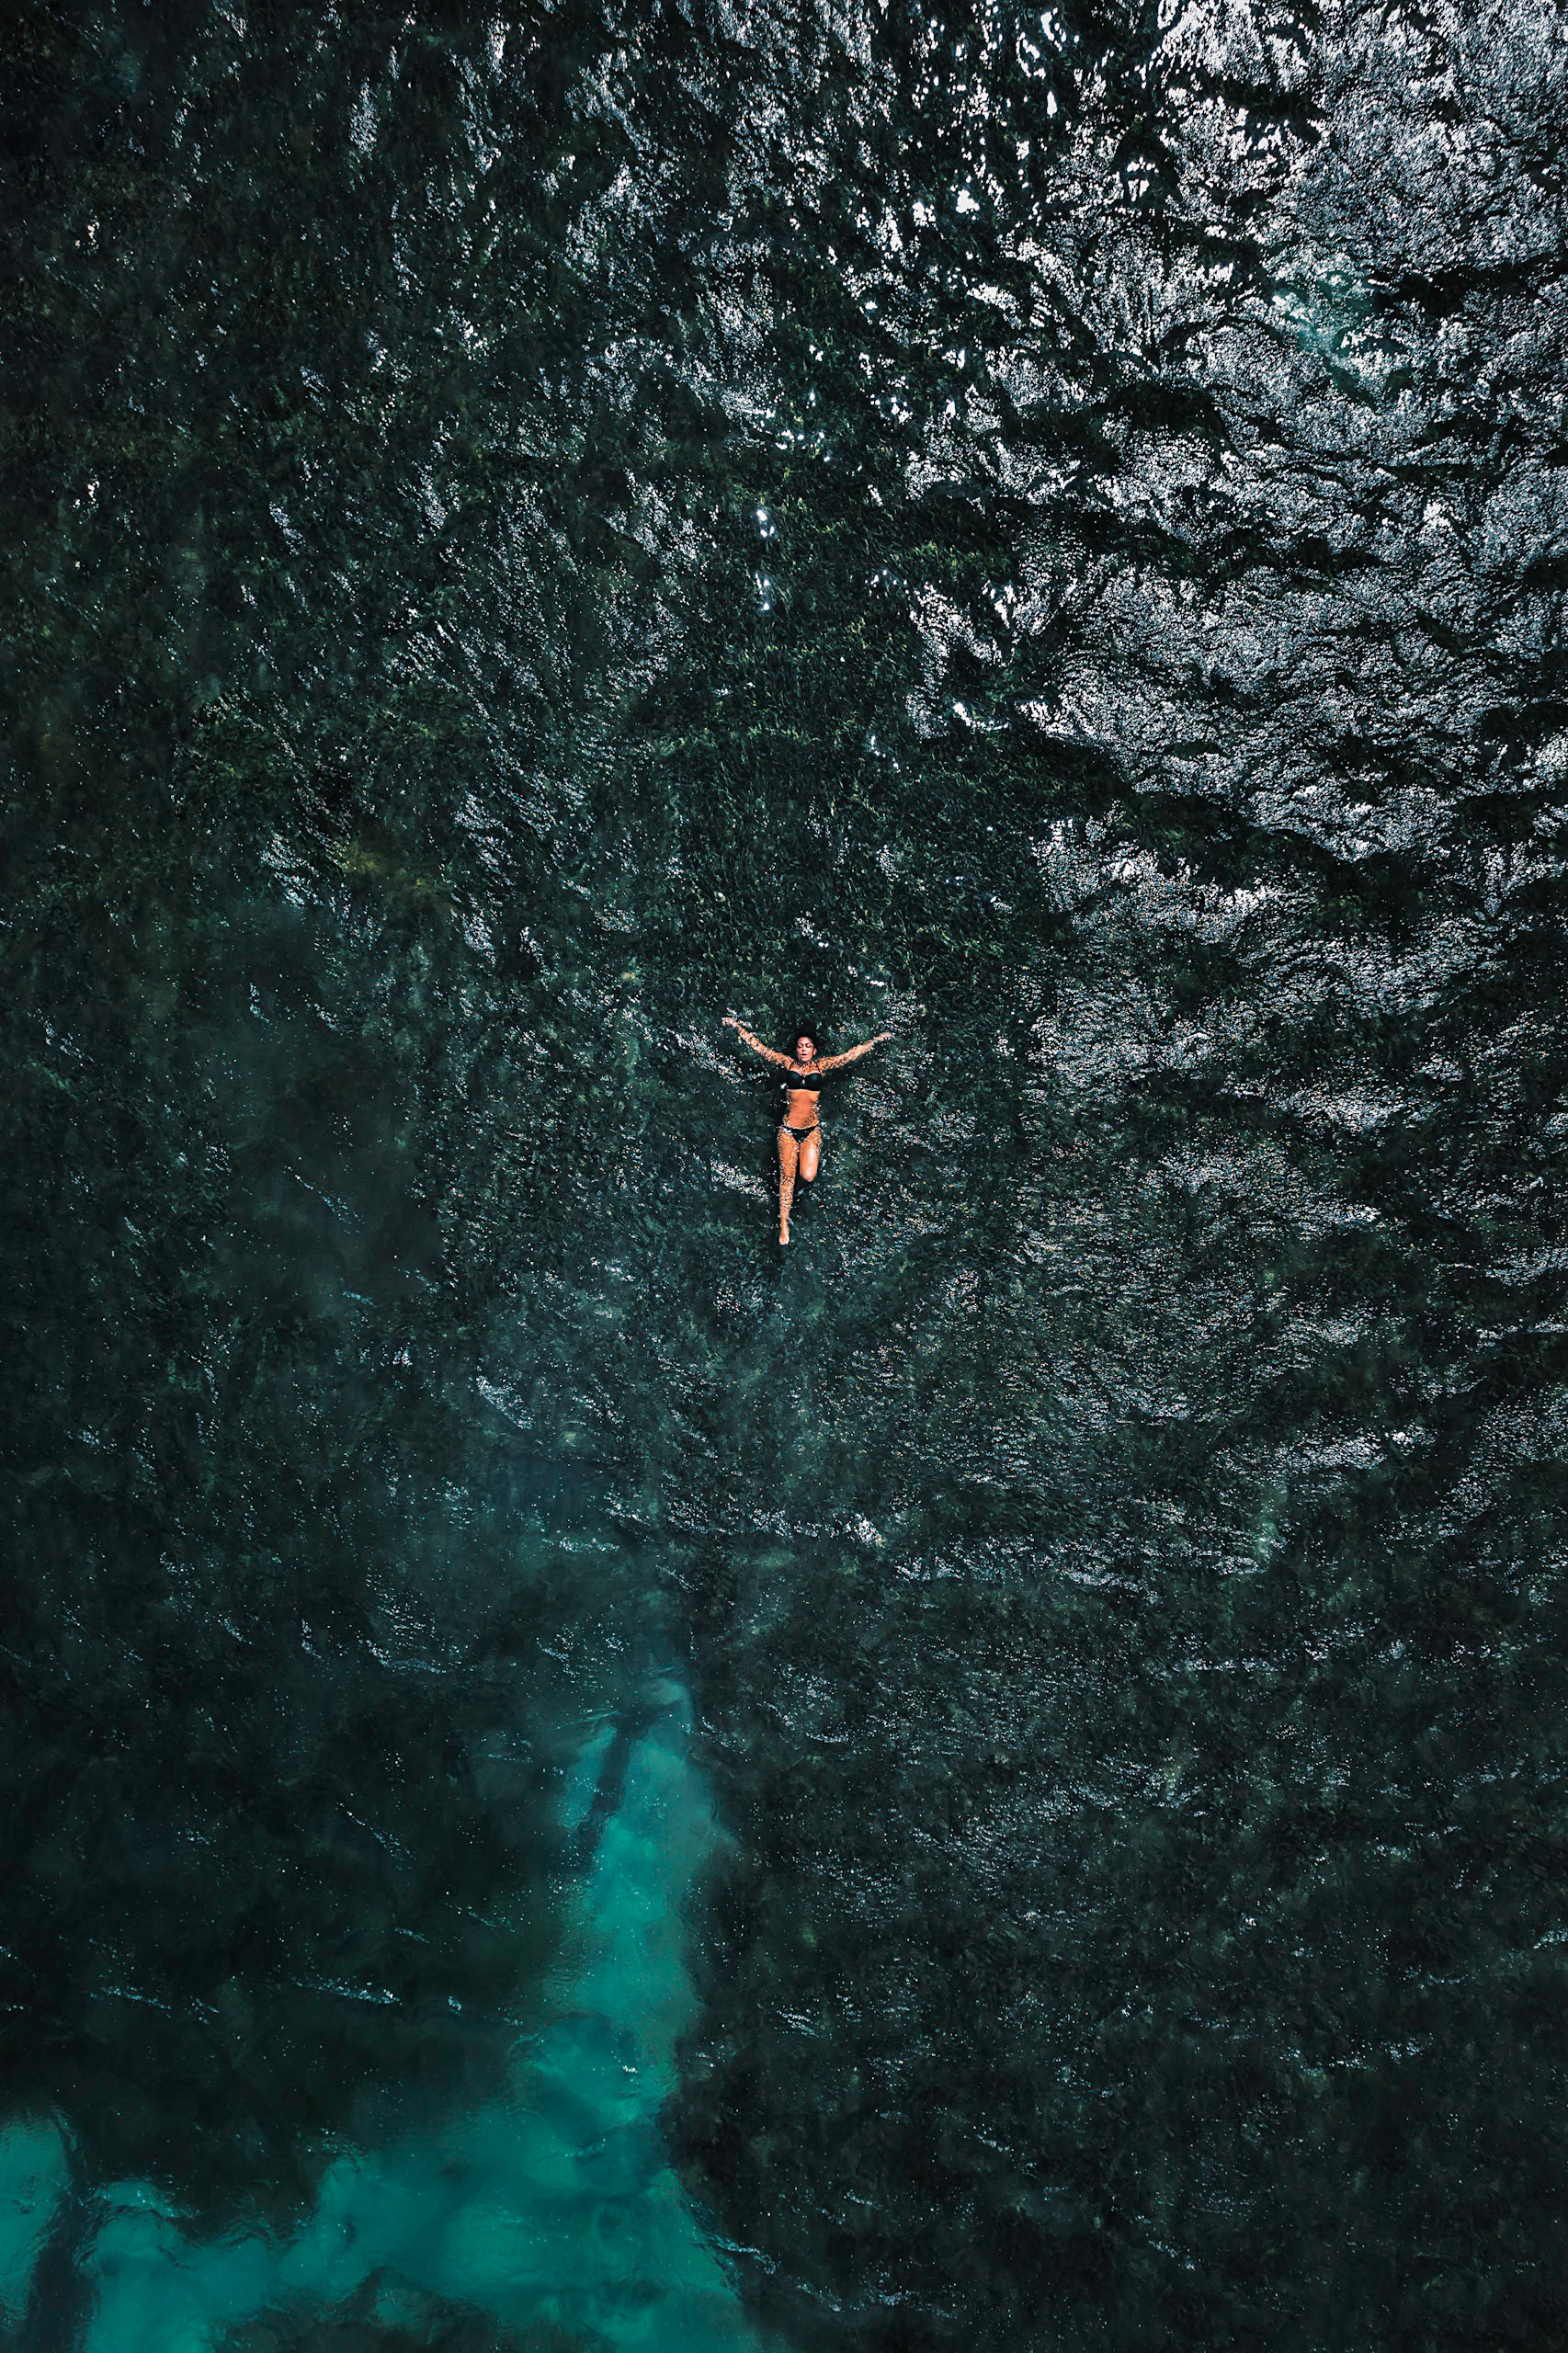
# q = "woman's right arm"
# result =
<box><xmin>723</xmin><ymin>1015</ymin><xmax>791</xmax><ymax>1068</ymax></box>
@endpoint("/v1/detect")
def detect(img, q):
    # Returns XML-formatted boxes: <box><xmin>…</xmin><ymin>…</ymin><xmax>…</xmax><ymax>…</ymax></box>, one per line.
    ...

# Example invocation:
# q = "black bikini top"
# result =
<box><xmin>783</xmin><ymin>1061</ymin><xmax>824</xmax><ymax>1095</ymax></box>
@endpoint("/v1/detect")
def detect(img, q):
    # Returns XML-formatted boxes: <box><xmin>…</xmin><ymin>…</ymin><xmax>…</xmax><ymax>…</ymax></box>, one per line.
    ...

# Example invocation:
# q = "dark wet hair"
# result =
<box><xmin>790</xmin><ymin>1023</ymin><xmax>821</xmax><ymax>1055</ymax></box>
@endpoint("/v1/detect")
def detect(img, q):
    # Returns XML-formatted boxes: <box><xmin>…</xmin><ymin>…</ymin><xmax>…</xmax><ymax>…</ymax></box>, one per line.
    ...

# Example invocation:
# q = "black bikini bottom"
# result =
<box><xmin>779</xmin><ymin>1120</ymin><xmax>821</xmax><ymax>1142</ymax></box>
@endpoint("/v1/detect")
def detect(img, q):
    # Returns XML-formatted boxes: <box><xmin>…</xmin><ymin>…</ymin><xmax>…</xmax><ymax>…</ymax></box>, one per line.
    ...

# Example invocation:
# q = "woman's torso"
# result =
<box><xmin>782</xmin><ymin>1062</ymin><xmax>824</xmax><ymax>1122</ymax></box>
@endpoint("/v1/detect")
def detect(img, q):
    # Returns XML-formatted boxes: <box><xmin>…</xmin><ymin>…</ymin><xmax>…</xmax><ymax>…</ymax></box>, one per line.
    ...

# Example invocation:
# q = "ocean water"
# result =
<box><xmin>1</xmin><ymin>3</ymin><xmax>1561</xmax><ymax>2349</ymax></box>
<box><xmin>0</xmin><ymin>1680</ymin><xmax>751</xmax><ymax>2352</ymax></box>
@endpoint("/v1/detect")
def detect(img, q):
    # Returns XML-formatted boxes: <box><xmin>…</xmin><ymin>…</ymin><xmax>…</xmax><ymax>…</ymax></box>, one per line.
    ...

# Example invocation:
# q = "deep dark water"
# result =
<box><xmin>2</xmin><ymin>0</ymin><xmax>1562</xmax><ymax>2347</ymax></box>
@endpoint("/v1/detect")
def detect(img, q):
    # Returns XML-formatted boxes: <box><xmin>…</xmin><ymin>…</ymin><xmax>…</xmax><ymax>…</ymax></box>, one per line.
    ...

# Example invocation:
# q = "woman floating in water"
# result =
<box><xmin>724</xmin><ymin>1017</ymin><xmax>893</xmax><ymax>1245</ymax></box>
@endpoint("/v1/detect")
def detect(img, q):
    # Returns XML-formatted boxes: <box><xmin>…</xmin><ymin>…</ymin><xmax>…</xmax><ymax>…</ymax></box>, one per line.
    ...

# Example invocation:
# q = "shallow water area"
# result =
<box><xmin>1</xmin><ymin>1686</ymin><xmax>756</xmax><ymax>2351</ymax></box>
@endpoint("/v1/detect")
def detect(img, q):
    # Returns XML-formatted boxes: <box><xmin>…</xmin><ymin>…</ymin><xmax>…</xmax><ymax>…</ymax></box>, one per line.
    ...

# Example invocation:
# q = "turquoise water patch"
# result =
<box><xmin>0</xmin><ymin>1688</ymin><xmax>759</xmax><ymax>2352</ymax></box>
<box><xmin>0</xmin><ymin>2116</ymin><xmax>71</xmax><ymax>2328</ymax></box>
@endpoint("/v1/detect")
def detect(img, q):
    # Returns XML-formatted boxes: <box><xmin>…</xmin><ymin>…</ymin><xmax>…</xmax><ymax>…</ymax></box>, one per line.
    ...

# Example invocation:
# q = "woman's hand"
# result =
<box><xmin>722</xmin><ymin>1015</ymin><xmax>741</xmax><ymax>1029</ymax></box>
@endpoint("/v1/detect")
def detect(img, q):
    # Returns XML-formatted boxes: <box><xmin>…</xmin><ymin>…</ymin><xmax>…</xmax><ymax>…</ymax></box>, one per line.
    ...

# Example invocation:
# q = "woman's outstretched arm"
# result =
<box><xmin>723</xmin><ymin>1015</ymin><xmax>794</xmax><ymax>1068</ymax></box>
<box><xmin>817</xmin><ymin>1030</ymin><xmax>893</xmax><ymax>1072</ymax></box>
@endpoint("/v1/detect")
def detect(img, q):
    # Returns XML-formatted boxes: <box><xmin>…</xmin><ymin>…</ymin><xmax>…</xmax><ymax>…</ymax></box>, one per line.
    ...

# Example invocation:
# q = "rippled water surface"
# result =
<box><xmin>2</xmin><ymin>3</ymin><xmax>1562</xmax><ymax>2347</ymax></box>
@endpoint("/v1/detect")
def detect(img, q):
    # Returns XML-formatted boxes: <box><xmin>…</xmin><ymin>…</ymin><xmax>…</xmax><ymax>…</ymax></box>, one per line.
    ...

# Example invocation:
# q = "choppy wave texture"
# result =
<box><xmin>2</xmin><ymin>2</ymin><xmax>1561</xmax><ymax>2349</ymax></box>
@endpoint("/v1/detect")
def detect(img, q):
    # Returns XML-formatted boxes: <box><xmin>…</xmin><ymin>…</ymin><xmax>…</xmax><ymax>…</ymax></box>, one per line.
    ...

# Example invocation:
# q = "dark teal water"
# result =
<box><xmin>2</xmin><ymin>4</ymin><xmax>1562</xmax><ymax>2348</ymax></box>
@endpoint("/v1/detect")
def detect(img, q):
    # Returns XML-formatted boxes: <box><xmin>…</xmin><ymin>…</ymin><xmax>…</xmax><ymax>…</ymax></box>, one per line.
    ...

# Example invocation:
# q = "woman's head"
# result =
<box><xmin>792</xmin><ymin>1027</ymin><xmax>819</xmax><ymax>1063</ymax></box>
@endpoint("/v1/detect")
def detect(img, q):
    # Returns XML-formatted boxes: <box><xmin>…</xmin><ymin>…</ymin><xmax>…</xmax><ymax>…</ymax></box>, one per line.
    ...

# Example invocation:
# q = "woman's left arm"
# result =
<box><xmin>818</xmin><ymin>1031</ymin><xmax>893</xmax><ymax>1073</ymax></box>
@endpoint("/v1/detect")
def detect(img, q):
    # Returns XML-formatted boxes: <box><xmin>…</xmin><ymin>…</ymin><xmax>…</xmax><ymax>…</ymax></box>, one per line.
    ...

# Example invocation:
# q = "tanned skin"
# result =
<box><xmin>724</xmin><ymin>1017</ymin><xmax>893</xmax><ymax>1243</ymax></box>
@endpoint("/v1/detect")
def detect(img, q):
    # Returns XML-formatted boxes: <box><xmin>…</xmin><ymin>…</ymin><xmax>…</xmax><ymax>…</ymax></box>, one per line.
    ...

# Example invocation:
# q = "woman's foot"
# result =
<box><xmin>778</xmin><ymin>1219</ymin><xmax>790</xmax><ymax>1245</ymax></box>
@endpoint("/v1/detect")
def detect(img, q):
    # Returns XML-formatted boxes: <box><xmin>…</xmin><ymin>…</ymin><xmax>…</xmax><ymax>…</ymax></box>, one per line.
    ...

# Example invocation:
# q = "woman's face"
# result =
<box><xmin>795</xmin><ymin>1034</ymin><xmax>816</xmax><ymax>1063</ymax></box>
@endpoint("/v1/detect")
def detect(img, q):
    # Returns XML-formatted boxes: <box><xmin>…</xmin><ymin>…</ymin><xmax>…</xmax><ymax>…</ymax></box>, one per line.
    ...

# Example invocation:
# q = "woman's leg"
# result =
<box><xmin>799</xmin><ymin>1124</ymin><xmax>821</xmax><ymax>1185</ymax></box>
<box><xmin>777</xmin><ymin>1126</ymin><xmax>799</xmax><ymax>1242</ymax></box>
